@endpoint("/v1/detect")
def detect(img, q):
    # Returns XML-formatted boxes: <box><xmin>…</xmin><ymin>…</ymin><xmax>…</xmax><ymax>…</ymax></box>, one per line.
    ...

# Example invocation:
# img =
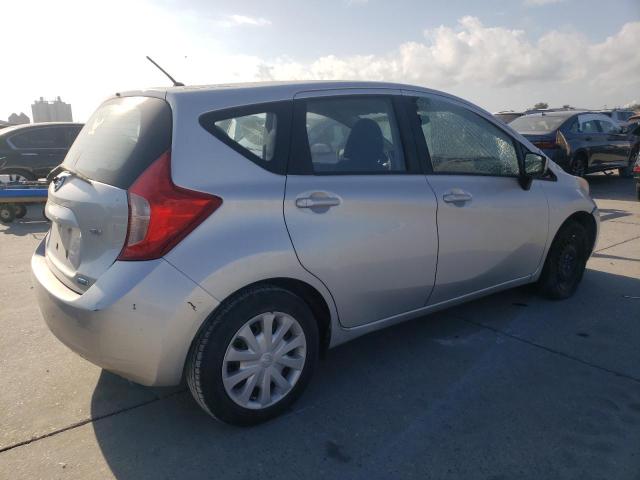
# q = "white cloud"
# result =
<box><xmin>257</xmin><ymin>17</ymin><xmax>640</xmax><ymax>99</ymax></box>
<box><xmin>218</xmin><ymin>14</ymin><xmax>271</xmax><ymax>27</ymax></box>
<box><xmin>523</xmin><ymin>0</ymin><xmax>566</xmax><ymax>6</ymax></box>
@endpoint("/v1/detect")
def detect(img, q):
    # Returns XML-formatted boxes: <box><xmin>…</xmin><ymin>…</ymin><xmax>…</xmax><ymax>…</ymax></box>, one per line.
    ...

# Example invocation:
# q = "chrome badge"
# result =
<box><xmin>53</xmin><ymin>175</ymin><xmax>66</xmax><ymax>192</ymax></box>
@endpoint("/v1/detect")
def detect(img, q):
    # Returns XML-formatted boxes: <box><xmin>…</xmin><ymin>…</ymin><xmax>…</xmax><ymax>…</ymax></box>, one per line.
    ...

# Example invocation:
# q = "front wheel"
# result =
<box><xmin>186</xmin><ymin>285</ymin><xmax>319</xmax><ymax>426</ymax></box>
<box><xmin>537</xmin><ymin>221</ymin><xmax>589</xmax><ymax>299</ymax></box>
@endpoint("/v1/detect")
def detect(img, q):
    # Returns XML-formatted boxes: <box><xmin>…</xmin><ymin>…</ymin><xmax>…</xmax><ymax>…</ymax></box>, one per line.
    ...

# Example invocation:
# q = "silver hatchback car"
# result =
<box><xmin>33</xmin><ymin>81</ymin><xmax>599</xmax><ymax>425</ymax></box>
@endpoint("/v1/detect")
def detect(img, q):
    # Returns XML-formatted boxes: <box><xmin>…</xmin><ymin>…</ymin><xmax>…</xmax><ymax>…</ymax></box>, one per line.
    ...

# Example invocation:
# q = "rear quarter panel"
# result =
<box><xmin>162</xmin><ymin>91</ymin><xmax>340</xmax><ymax>332</ymax></box>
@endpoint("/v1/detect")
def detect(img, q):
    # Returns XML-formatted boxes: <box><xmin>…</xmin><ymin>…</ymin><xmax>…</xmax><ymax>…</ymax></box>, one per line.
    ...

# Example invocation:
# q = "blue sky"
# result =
<box><xmin>3</xmin><ymin>0</ymin><xmax>640</xmax><ymax>121</ymax></box>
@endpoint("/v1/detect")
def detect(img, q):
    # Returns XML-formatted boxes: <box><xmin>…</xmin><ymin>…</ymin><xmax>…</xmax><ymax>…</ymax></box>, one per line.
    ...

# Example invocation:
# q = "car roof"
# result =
<box><xmin>0</xmin><ymin>122</ymin><xmax>84</xmax><ymax>136</ymax></box>
<box><xmin>116</xmin><ymin>80</ymin><xmax>481</xmax><ymax>108</ymax></box>
<box><xmin>520</xmin><ymin>111</ymin><xmax>587</xmax><ymax>119</ymax></box>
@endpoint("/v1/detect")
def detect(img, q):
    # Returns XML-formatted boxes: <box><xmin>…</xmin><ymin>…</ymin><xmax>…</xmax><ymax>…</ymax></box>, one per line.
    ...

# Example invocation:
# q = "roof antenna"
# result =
<box><xmin>146</xmin><ymin>56</ymin><xmax>184</xmax><ymax>87</ymax></box>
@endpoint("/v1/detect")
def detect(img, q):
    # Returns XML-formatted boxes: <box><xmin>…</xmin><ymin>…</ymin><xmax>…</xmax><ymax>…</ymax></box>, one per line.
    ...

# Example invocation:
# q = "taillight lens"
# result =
<box><xmin>533</xmin><ymin>140</ymin><xmax>558</xmax><ymax>150</ymax></box>
<box><xmin>118</xmin><ymin>151</ymin><xmax>222</xmax><ymax>261</ymax></box>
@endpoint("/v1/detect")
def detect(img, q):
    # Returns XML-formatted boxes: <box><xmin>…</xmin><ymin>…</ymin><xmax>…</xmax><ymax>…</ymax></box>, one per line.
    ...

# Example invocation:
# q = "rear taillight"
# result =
<box><xmin>634</xmin><ymin>165</ymin><xmax>640</xmax><ymax>173</ymax></box>
<box><xmin>533</xmin><ymin>140</ymin><xmax>558</xmax><ymax>150</ymax></box>
<box><xmin>118</xmin><ymin>151</ymin><xmax>222</xmax><ymax>261</ymax></box>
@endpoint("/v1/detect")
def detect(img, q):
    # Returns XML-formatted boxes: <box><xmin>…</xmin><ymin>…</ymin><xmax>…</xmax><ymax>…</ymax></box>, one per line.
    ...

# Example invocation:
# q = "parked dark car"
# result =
<box><xmin>634</xmin><ymin>151</ymin><xmax>640</xmax><ymax>200</ymax></box>
<box><xmin>0</xmin><ymin>122</ymin><xmax>83</xmax><ymax>182</ymax></box>
<box><xmin>595</xmin><ymin>109</ymin><xmax>637</xmax><ymax>127</ymax></box>
<box><xmin>510</xmin><ymin>111</ymin><xmax>638</xmax><ymax>177</ymax></box>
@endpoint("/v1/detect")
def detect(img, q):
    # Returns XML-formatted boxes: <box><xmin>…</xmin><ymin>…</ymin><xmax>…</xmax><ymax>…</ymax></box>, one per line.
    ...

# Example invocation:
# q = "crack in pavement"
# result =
<box><xmin>0</xmin><ymin>389</ymin><xmax>187</xmax><ymax>455</ymax></box>
<box><xmin>462</xmin><ymin>318</ymin><xmax>640</xmax><ymax>385</ymax></box>
<box><xmin>4</xmin><ymin>314</ymin><xmax>640</xmax><ymax>456</ymax></box>
<box><xmin>594</xmin><ymin>235</ymin><xmax>640</xmax><ymax>253</ymax></box>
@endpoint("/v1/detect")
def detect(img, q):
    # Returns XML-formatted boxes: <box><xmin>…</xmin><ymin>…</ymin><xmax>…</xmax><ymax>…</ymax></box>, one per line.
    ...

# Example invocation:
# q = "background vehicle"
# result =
<box><xmin>596</xmin><ymin>109</ymin><xmax>637</xmax><ymax>127</ymax></box>
<box><xmin>33</xmin><ymin>82</ymin><xmax>599</xmax><ymax>426</ymax></box>
<box><xmin>493</xmin><ymin>111</ymin><xmax>525</xmax><ymax>124</ymax></box>
<box><xmin>634</xmin><ymin>151</ymin><xmax>640</xmax><ymax>200</ymax></box>
<box><xmin>510</xmin><ymin>111</ymin><xmax>636</xmax><ymax>177</ymax></box>
<box><xmin>0</xmin><ymin>122</ymin><xmax>83</xmax><ymax>182</ymax></box>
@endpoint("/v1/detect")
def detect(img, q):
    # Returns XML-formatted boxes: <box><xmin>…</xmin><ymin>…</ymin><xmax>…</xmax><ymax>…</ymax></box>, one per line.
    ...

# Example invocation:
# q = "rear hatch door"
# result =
<box><xmin>45</xmin><ymin>96</ymin><xmax>172</xmax><ymax>293</ymax></box>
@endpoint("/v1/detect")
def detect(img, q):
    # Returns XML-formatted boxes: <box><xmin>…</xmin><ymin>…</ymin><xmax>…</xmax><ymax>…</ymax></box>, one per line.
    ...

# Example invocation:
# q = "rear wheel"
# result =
<box><xmin>0</xmin><ymin>205</ymin><xmax>16</xmax><ymax>224</ymax></box>
<box><xmin>186</xmin><ymin>285</ymin><xmax>319</xmax><ymax>426</ymax></box>
<box><xmin>537</xmin><ymin>221</ymin><xmax>589</xmax><ymax>299</ymax></box>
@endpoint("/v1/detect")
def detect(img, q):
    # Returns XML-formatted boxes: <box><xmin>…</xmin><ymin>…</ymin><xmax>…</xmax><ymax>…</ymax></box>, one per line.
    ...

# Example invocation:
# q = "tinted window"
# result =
<box><xmin>596</xmin><ymin>119</ymin><xmax>617</xmax><ymax>134</ymax></box>
<box><xmin>415</xmin><ymin>97</ymin><xmax>519</xmax><ymax>176</ymax></box>
<box><xmin>63</xmin><ymin>97</ymin><xmax>172</xmax><ymax>189</ymax></box>
<box><xmin>580</xmin><ymin>119</ymin><xmax>600</xmax><ymax>133</ymax></box>
<box><xmin>510</xmin><ymin>115</ymin><xmax>568</xmax><ymax>133</ymax></box>
<box><xmin>303</xmin><ymin>97</ymin><xmax>405</xmax><ymax>173</ymax></box>
<box><xmin>213</xmin><ymin>112</ymin><xmax>277</xmax><ymax>163</ymax></box>
<box><xmin>10</xmin><ymin>127</ymin><xmax>66</xmax><ymax>149</ymax></box>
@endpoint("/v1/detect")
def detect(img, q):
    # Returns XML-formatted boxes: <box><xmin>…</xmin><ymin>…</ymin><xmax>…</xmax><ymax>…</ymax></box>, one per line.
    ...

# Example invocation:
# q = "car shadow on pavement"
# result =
<box><xmin>90</xmin><ymin>268</ymin><xmax>640</xmax><ymax>479</ymax></box>
<box><xmin>0</xmin><ymin>218</ymin><xmax>49</xmax><ymax>237</ymax></box>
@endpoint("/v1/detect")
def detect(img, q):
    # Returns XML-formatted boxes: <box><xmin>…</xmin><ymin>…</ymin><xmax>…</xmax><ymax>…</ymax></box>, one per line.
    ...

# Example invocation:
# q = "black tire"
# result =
<box><xmin>570</xmin><ymin>155</ymin><xmax>587</xmax><ymax>177</ymax></box>
<box><xmin>14</xmin><ymin>205</ymin><xmax>27</xmax><ymax>219</ymax></box>
<box><xmin>620</xmin><ymin>147</ymin><xmax>638</xmax><ymax>178</ymax></box>
<box><xmin>636</xmin><ymin>182</ymin><xmax>640</xmax><ymax>201</ymax></box>
<box><xmin>186</xmin><ymin>285</ymin><xmax>319</xmax><ymax>426</ymax></box>
<box><xmin>0</xmin><ymin>205</ymin><xmax>16</xmax><ymax>224</ymax></box>
<box><xmin>537</xmin><ymin>221</ymin><xmax>589</xmax><ymax>299</ymax></box>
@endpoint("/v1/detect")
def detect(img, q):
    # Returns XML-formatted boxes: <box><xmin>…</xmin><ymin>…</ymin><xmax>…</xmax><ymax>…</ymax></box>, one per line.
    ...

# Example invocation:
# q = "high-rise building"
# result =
<box><xmin>31</xmin><ymin>97</ymin><xmax>73</xmax><ymax>122</ymax></box>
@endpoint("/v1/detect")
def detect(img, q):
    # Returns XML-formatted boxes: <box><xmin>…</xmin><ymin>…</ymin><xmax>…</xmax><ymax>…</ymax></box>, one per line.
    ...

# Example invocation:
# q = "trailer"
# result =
<box><xmin>0</xmin><ymin>181</ymin><xmax>49</xmax><ymax>224</ymax></box>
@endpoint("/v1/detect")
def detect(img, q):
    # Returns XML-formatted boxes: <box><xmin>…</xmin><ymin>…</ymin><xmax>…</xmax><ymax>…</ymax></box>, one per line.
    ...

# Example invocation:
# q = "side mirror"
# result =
<box><xmin>524</xmin><ymin>152</ymin><xmax>547</xmax><ymax>176</ymax></box>
<box><xmin>519</xmin><ymin>152</ymin><xmax>548</xmax><ymax>190</ymax></box>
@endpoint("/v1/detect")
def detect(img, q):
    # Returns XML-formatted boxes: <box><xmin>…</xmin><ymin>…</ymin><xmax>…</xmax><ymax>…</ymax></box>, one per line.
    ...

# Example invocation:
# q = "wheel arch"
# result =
<box><xmin>557</xmin><ymin>210</ymin><xmax>598</xmax><ymax>255</ymax></box>
<box><xmin>184</xmin><ymin>276</ymin><xmax>334</xmax><ymax>381</ymax></box>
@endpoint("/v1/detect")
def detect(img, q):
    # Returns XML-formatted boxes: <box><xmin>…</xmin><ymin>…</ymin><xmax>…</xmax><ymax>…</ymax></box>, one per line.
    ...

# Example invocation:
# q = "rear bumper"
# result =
<box><xmin>31</xmin><ymin>239</ymin><xmax>219</xmax><ymax>386</ymax></box>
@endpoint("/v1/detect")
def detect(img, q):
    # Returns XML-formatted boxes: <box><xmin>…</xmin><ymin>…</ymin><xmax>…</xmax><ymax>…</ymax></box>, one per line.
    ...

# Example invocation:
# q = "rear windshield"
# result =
<box><xmin>63</xmin><ymin>96</ymin><xmax>171</xmax><ymax>189</ymax></box>
<box><xmin>510</xmin><ymin>115</ymin><xmax>568</xmax><ymax>133</ymax></box>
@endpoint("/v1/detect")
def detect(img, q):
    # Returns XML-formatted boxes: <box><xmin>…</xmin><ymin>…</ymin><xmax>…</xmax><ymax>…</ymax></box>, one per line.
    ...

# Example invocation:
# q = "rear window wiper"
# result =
<box><xmin>47</xmin><ymin>165</ymin><xmax>93</xmax><ymax>185</ymax></box>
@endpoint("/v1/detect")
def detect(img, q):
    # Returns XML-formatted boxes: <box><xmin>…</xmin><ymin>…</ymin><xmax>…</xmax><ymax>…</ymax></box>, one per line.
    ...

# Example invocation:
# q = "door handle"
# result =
<box><xmin>21</xmin><ymin>153</ymin><xmax>38</xmax><ymax>156</ymax></box>
<box><xmin>295</xmin><ymin>194</ymin><xmax>341</xmax><ymax>209</ymax></box>
<box><xmin>443</xmin><ymin>189</ymin><xmax>473</xmax><ymax>204</ymax></box>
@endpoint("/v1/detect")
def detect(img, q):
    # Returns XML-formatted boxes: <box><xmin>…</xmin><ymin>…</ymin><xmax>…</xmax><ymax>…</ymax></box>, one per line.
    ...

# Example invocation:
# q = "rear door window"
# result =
<box><xmin>298</xmin><ymin>96</ymin><xmax>406</xmax><ymax>174</ymax></box>
<box><xmin>63</xmin><ymin>96</ymin><xmax>172</xmax><ymax>189</ymax></box>
<box><xmin>10</xmin><ymin>127</ymin><xmax>66</xmax><ymax>149</ymax></box>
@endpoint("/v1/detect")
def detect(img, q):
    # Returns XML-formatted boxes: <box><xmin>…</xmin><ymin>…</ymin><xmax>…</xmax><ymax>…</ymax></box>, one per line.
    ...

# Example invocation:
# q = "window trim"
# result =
<box><xmin>406</xmin><ymin>94</ymin><xmax>524</xmax><ymax>179</ymax></box>
<box><xmin>199</xmin><ymin>101</ymin><xmax>292</xmax><ymax>175</ymax></box>
<box><xmin>287</xmin><ymin>94</ymin><xmax>422</xmax><ymax>176</ymax></box>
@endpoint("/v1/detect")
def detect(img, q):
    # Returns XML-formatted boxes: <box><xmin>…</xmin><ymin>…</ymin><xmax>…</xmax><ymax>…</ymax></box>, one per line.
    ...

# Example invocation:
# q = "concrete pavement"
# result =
<box><xmin>0</xmin><ymin>174</ymin><xmax>638</xmax><ymax>479</ymax></box>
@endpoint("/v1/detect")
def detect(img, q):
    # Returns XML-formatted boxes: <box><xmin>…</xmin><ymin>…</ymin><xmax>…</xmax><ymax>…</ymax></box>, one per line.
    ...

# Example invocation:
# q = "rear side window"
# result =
<box><xmin>580</xmin><ymin>119</ymin><xmax>600</xmax><ymax>134</ymax></box>
<box><xmin>10</xmin><ymin>127</ymin><xmax>66</xmax><ymax>149</ymax></box>
<box><xmin>214</xmin><ymin>113</ymin><xmax>277</xmax><ymax>162</ymax></box>
<box><xmin>63</xmin><ymin>97</ymin><xmax>172</xmax><ymax>189</ymax></box>
<box><xmin>199</xmin><ymin>101</ymin><xmax>291</xmax><ymax>174</ymax></box>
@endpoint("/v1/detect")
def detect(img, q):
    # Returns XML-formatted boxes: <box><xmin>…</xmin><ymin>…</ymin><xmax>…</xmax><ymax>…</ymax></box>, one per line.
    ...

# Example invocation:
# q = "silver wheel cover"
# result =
<box><xmin>222</xmin><ymin>311</ymin><xmax>307</xmax><ymax>410</ymax></box>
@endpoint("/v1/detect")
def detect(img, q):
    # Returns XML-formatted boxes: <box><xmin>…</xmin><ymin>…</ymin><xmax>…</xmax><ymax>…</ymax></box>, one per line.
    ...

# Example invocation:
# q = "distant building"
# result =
<box><xmin>8</xmin><ymin>112</ymin><xmax>30</xmax><ymax>125</ymax></box>
<box><xmin>31</xmin><ymin>97</ymin><xmax>73</xmax><ymax>122</ymax></box>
